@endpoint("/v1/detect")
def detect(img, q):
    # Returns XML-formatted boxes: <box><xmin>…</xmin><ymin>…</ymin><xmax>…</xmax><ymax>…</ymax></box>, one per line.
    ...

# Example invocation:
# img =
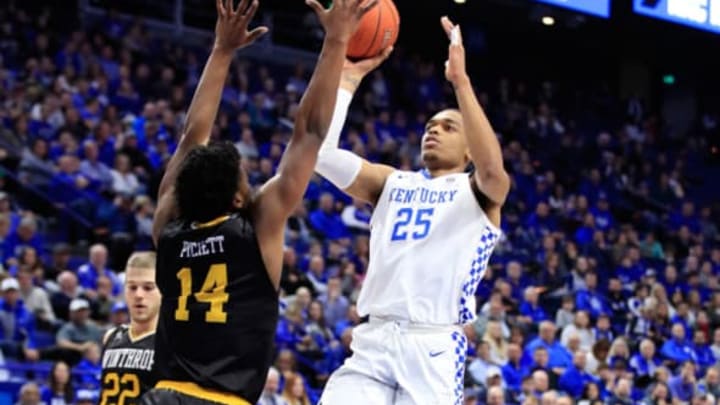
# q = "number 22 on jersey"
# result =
<box><xmin>174</xmin><ymin>263</ymin><xmax>229</xmax><ymax>323</ymax></box>
<box><xmin>390</xmin><ymin>208</ymin><xmax>435</xmax><ymax>241</ymax></box>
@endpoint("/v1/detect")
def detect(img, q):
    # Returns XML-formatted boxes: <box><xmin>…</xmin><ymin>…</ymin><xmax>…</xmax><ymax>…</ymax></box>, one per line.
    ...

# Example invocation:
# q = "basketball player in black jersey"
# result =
<box><xmin>140</xmin><ymin>0</ymin><xmax>376</xmax><ymax>404</ymax></box>
<box><xmin>101</xmin><ymin>252</ymin><xmax>161</xmax><ymax>405</ymax></box>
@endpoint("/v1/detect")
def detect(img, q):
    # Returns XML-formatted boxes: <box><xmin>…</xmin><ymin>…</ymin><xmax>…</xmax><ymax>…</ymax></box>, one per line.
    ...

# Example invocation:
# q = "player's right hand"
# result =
<box><xmin>341</xmin><ymin>46</ymin><xmax>393</xmax><ymax>91</ymax></box>
<box><xmin>214</xmin><ymin>0</ymin><xmax>269</xmax><ymax>52</ymax></box>
<box><xmin>306</xmin><ymin>0</ymin><xmax>378</xmax><ymax>43</ymax></box>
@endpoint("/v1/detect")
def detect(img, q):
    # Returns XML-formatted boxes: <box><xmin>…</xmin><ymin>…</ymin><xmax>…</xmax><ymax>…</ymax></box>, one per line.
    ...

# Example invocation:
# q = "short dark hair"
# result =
<box><xmin>175</xmin><ymin>142</ymin><xmax>241</xmax><ymax>223</ymax></box>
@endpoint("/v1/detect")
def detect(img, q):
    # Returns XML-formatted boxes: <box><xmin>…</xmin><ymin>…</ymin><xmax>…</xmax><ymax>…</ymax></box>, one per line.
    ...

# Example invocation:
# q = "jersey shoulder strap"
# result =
<box><xmin>103</xmin><ymin>324</ymin><xmax>128</xmax><ymax>348</ymax></box>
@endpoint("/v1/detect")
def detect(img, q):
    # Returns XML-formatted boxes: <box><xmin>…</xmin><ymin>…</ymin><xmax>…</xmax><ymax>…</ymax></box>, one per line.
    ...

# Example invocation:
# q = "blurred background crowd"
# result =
<box><xmin>1</xmin><ymin>0</ymin><xmax>720</xmax><ymax>404</ymax></box>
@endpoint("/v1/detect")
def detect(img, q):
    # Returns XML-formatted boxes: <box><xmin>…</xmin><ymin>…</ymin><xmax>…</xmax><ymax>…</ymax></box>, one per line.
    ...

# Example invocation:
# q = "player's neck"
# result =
<box><xmin>426</xmin><ymin>165</ymin><xmax>465</xmax><ymax>178</ymax></box>
<box><xmin>130</xmin><ymin>318</ymin><xmax>157</xmax><ymax>339</ymax></box>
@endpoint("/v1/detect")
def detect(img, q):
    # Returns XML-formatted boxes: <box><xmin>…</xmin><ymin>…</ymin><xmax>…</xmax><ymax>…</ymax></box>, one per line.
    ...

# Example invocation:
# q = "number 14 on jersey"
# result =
<box><xmin>391</xmin><ymin>208</ymin><xmax>435</xmax><ymax>241</ymax></box>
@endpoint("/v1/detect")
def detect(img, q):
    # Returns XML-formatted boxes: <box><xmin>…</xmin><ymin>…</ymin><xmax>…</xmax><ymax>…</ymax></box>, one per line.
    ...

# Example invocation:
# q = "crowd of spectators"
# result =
<box><xmin>1</xmin><ymin>2</ymin><xmax>720</xmax><ymax>405</ymax></box>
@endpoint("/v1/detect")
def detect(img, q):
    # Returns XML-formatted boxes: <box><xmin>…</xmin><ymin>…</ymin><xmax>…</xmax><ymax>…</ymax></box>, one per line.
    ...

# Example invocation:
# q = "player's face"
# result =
<box><xmin>421</xmin><ymin>110</ymin><xmax>468</xmax><ymax>168</ymax></box>
<box><xmin>124</xmin><ymin>267</ymin><xmax>161</xmax><ymax>324</ymax></box>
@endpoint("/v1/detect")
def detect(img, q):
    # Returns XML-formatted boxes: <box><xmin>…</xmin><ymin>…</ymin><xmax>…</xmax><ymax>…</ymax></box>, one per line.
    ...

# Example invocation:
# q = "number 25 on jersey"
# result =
<box><xmin>391</xmin><ymin>208</ymin><xmax>435</xmax><ymax>241</ymax></box>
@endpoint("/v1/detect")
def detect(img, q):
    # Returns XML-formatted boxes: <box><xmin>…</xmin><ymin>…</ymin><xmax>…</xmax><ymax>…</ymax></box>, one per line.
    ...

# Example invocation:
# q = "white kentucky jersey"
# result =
<box><xmin>357</xmin><ymin>169</ymin><xmax>502</xmax><ymax>325</ymax></box>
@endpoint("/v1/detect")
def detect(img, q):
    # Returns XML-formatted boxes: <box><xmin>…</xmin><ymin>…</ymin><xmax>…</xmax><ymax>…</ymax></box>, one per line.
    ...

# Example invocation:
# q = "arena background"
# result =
<box><xmin>0</xmin><ymin>0</ymin><xmax>719</xmax><ymax>403</ymax></box>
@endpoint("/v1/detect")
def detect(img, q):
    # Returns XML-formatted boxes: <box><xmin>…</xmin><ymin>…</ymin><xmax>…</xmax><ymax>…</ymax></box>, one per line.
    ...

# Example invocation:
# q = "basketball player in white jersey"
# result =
<box><xmin>315</xmin><ymin>17</ymin><xmax>510</xmax><ymax>405</ymax></box>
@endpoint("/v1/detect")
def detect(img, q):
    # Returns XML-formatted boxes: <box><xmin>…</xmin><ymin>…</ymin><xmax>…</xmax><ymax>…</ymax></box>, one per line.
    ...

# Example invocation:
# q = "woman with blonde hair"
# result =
<box><xmin>281</xmin><ymin>372</ymin><xmax>311</xmax><ymax>405</ymax></box>
<box><xmin>483</xmin><ymin>320</ymin><xmax>509</xmax><ymax>366</ymax></box>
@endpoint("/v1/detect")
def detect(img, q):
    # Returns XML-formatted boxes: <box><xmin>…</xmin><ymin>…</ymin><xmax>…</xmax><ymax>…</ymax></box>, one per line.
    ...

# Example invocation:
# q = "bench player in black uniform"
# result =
<box><xmin>140</xmin><ymin>0</ymin><xmax>376</xmax><ymax>404</ymax></box>
<box><xmin>100</xmin><ymin>252</ymin><xmax>161</xmax><ymax>405</ymax></box>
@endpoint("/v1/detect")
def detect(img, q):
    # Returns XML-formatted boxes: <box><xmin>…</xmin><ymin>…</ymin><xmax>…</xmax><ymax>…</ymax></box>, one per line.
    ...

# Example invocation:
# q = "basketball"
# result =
<box><xmin>347</xmin><ymin>0</ymin><xmax>400</xmax><ymax>59</ymax></box>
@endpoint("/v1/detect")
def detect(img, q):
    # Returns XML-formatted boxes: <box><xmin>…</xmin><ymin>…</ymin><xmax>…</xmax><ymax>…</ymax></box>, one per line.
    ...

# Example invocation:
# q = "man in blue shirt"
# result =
<box><xmin>575</xmin><ymin>272</ymin><xmax>611</xmax><ymax>319</ymax></box>
<box><xmin>629</xmin><ymin>338</ymin><xmax>661</xmax><ymax>384</ymax></box>
<box><xmin>558</xmin><ymin>351</ymin><xmax>598</xmax><ymax>399</ymax></box>
<box><xmin>76</xmin><ymin>243</ymin><xmax>122</xmax><ymax>295</ymax></box>
<box><xmin>501</xmin><ymin>343</ymin><xmax>528</xmax><ymax>394</ymax></box>
<box><xmin>661</xmin><ymin>323</ymin><xmax>696</xmax><ymax>365</ymax></box>
<box><xmin>0</xmin><ymin>278</ymin><xmax>39</xmax><ymax>361</ymax></box>
<box><xmin>668</xmin><ymin>361</ymin><xmax>697</xmax><ymax>402</ymax></box>
<box><xmin>524</xmin><ymin>321</ymin><xmax>572</xmax><ymax>372</ymax></box>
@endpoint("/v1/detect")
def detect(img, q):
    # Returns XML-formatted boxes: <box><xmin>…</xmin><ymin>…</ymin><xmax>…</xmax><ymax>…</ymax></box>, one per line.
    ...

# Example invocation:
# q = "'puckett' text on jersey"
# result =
<box><xmin>358</xmin><ymin>170</ymin><xmax>501</xmax><ymax>325</ymax></box>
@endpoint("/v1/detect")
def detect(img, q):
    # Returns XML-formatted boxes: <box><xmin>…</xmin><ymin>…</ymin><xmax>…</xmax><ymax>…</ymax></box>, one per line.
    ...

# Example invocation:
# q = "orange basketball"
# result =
<box><xmin>347</xmin><ymin>0</ymin><xmax>400</xmax><ymax>59</ymax></box>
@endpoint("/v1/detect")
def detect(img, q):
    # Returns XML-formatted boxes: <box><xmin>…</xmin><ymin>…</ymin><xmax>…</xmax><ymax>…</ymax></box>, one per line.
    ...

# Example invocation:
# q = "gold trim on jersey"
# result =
<box><xmin>191</xmin><ymin>215</ymin><xmax>231</xmax><ymax>229</ymax></box>
<box><xmin>128</xmin><ymin>327</ymin><xmax>155</xmax><ymax>343</ymax></box>
<box><xmin>155</xmin><ymin>380</ymin><xmax>251</xmax><ymax>405</ymax></box>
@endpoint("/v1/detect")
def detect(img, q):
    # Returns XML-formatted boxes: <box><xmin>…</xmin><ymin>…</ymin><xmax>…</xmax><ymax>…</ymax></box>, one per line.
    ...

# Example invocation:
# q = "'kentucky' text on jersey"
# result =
<box><xmin>154</xmin><ymin>211</ymin><xmax>278</xmax><ymax>403</ymax></box>
<box><xmin>100</xmin><ymin>325</ymin><xmax>157</xmax><ymax>405</ymax></box>
<box><xmin>358</xmin><ymin>170</ymin><xmax>502</xmax><ymax>325</ymax></box>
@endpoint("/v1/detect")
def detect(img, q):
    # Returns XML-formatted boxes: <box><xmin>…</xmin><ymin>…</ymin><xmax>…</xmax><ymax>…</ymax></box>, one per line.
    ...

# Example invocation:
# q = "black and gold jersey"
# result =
<box><xmin>100</xmin><ymin>325</ymin><xmax>157</xmax><ymax>405</ymax></box>
<box><xmin>154</xmin><ymin>211</ymin><xmax>278</xmax><ymax>403</ymax></box>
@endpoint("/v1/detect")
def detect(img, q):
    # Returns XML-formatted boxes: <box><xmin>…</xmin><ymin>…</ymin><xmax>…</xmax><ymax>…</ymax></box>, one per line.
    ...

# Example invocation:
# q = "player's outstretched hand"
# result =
<box><xmin>440</xmin><ymin>16</ymin><xmax>468</xmax><ymax>86</ymax></box>
<box><xmin>341</xmin><ymin>46</ymin><xmax>393</xmax><ymax>89</ymax></box>
<box><xmin>214</xmin><ymin>0</ymin><xmax>269</xmax><ymax>52</ymax></box>
<box><xmin>306</xmin><ymin>0</ymin><xmax>378</xmax><ymax>43</ymax></box>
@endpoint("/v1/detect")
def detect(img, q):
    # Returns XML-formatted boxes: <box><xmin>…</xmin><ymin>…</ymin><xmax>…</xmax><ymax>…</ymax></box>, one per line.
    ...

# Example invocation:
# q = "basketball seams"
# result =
<box><xmin>361</xmin><ymin>1</ymin><xmax>383</xmax><ymax>58</ymax></box>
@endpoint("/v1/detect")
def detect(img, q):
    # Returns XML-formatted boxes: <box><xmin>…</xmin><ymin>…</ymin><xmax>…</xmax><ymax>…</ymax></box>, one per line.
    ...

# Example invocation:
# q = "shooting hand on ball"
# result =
<box><xmin>341</xmin><ymin>46</ymin><xmax>394</xmax><ymax>92</ymax></box>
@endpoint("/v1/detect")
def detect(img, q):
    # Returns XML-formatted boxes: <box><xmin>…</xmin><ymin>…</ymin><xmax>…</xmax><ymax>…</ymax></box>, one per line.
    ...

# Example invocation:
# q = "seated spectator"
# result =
<box><xmin>51</xmin><ymin>271</ymin><xmax>90</xmax><ymax>322</ymax></box>
<box><xmin>74</xmin><ymin>342</ymin><xmax>101</xmax><ymax>390</ymax></box>
<box><xmin>3</xmin><ymin>216</ymin><xmax>44</xmax><ymax>262</ymax></box>
<box><xmin>56</xmin><ymin>299</ymin><xmax>103</xmax><ymax>354</ymax></box>
<box><xmin>524</xmin><ymin>321</ymin><xmax>572</xmax><ymax>371</ymax></box>
<box><xmin>468</xmin><ymin>341</ymin><xmax>503</xmax><ymax>387</ymax></box>
<box><xmin>561</xmin><ymin>310</ymin><xmax>594</xmax><ymax>352</ymax></box>
<box><xmin>257</xmin><ymin>367</ymin><xmax>288</xmax><ymax>405</ymax></box>
<box><xmin>308</xmin><ymin>193</ymin><xmax>348</xmax><ymax>241</ymax></box>
<box><xmin>554</xmin><ymin>295</ymin><xmax>576</xmax><ymax>330</ymax></box>
<box><xmin>281</xmin><ymin>372</ymin><xmax>311</xmax><ymax>405</ymax></box>
<box><xmin>76</xmin><ymin>244</ymin><xmax>121</xmax><ymax>295</ymax></box>
<box><xmin>528</xmin><ymin>347</ymin><xmax>558</xmax><ymax>389</ymax></box>
<box><xmin>317</xmin><ymin>277</ymin><xmax>349</xmax><ymax>328</ymax></box>
<box><xmin>661</xmin><ymin>323</ymin><xmax>695</xmax><ymax>365</ymax></box>
<box><xmin>501</xmin><ymin>343</ymin><xmax>528</xmax><ymax>393</ymax></box>
<box><xmin>693</xmin><ymin>329</ymin><xmax>716</xmax><ymax>373</ymax></box>
<box><xmin>668</xmin><ymin>361</ymin><xmax>697</xmax><ymax>402</ymax></box>
<box><xmin>698</xmin><ymin>367</ymin><xmax>720</xmax><ymax>400</ymax></box>
<box><xmin>40</xmin><ymin>361</ymin><xmax>74</xmax><ymax>405</ymax></box>
<box><xmin>643</xmin><ymin>382</ymin><xmax>672</xmax><ymax>405</ymax></box>
<box><xmin>605</xmin><ymin>377</ymin><xmax>634</xmax><ymax>405</ymax></box>
<box><xmin>16</xmin><ymin>266</ymin><xmax>56</xmax><ymax>329</ymax></box>
<box><xmin>15</xmin><ymin>382</ymin><xmax>43</xmax><ymax>405</ymax></box>
<box><xmin>89</xmin><ymin>275</ymin><xmax>115</xmax><ymax>324</ymax></box>
<box><xmin>575</xmin><ymin>272</ymin><xmax>611</xmax><ymax>319</ymax></box>
<box><xmin>593</xmin><ymin>313</ymin><xmax>615</xmax><ymax>343</ymax></box>
<box><xmin>108</xmin><ymin>301</ymin><xmax>129</xmax><ymax>330</ymax></box>
<box><xmin>629</xmin><ymin>339</ymin><xmax>661</xmax><ymax>384</ymax></box>
<box><xmin>340</xmin><ymin>198</ymin><xmax>371</xmax><ymax>234</ymax></box>
<box><xmin>0</xmin><ymin>278</ymin><xmax>39</xmax><ymax>361</ymax></box>
<box><xmin>577</xmin><ymin>382</ymin><xmax>602</xmax><ymax>405</ymax></box>
<box><xmin>110</xmin><ymin>153</ymin><xmax>140</xmax><ymax>196</ymax></box>
<box><xmin>79</xmin><ymin>139</ymin><xmax>113</xmax><ymax>191</ymax></box>
<box><xmin>18</xmin><ymin>139</ymin><xmax>55</xmax><ymax>189</ymax></box>
<box><xmin>558</xmin><ymin>351</ymin><xmax>599</xmax><ymax>399</ymax></box>
<box><xmin>519</xmin><ymin>287</ymin><xmax>548</xmax><ymax>324</ymax></box>
<box><xmin>483</xmin><ymin>320</ymin><xmax>509</xmax><ymax>366</ymax></box>
<box><xmin>486</xmin><ymin>385</ymin><xmax>505</xmax><ymax>405</ymax></box>
<box><xmin>306</xmin><ymin>255</ymin><xmax>328</xmax><ymax>295</ymax></box>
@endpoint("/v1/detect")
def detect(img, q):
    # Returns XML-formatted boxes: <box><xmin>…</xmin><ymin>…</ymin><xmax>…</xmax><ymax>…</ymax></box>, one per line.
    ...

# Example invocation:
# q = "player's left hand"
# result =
<box><xmin>214</xmin><ymin>0</ymin><xmax>269</xmax><ymax>52</ymax></box>
<box><xmin>441</xmin><ymin>16</ymin><xmax>468</xmax><ymax>86</ymax></box>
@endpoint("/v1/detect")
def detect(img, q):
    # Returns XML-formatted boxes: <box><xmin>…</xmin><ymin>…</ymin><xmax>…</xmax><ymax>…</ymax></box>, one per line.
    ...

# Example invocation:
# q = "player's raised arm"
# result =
<box><xmin>253</xmin><ymin>0</ymin><xmax>376</xmax><ymax>227</ymax></box>
<box><xmin>441</xmin><ymin>16</ymin><xmax>510</xmax><ymax>226</ymax></box>
<box><xmin>152</xmin><ymin>0</ymin><xmax>267</xmax><ymax>245</ymax></box>
<box><xmin>314</xmin><ymin>50</ymin><xmax>395</xmax><ymax>206</ymax></box>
